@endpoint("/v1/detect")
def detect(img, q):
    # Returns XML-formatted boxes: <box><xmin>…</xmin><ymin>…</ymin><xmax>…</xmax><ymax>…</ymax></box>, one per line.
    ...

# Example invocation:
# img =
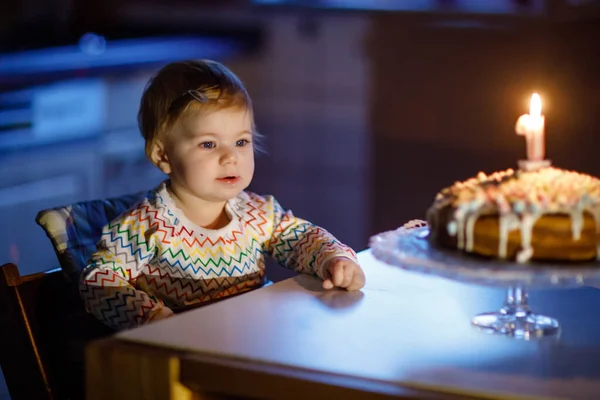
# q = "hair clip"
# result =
<box><xmin>188</xmin><ymin>89</ymin><xmax>208</xmax><ymax>103</ymax></box>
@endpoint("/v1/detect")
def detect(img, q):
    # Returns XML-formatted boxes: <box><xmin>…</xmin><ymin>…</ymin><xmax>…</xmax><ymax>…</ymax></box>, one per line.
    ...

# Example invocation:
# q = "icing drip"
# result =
<box><xmin>465</xmin><ymin>213</ymin><xmax>478</xmax><ymax>251</ymax></box>
<box><xmin>498</xmin><ymin>213</ymin><xmax>520</xmax><ymax>258</ymax></box>
<box><xmin>455</xmin><ymin>207</ymin><xmax>467</xmax><ymax>249</ymax></box>
<box><xmin>516</xmin><ymin>212</ymin><xmax>541</xmax><ymax>263</ymax></box>
<box><xmin>447</xmin><ymin>221</ymin><xmax>457</xmax><ymax>236</ymax></box>
<box><xmin>570</xmin><ymin>210</ymin><xmax>583</xmax><ymax>241</ymax></box>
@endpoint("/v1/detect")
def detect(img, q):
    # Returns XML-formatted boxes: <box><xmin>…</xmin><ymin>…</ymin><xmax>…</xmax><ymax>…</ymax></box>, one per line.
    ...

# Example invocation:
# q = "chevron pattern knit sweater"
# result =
<box><xmin>80</xmin><ymin>182</ymin><xmax>357</xmax><ymax>330</ymax></box>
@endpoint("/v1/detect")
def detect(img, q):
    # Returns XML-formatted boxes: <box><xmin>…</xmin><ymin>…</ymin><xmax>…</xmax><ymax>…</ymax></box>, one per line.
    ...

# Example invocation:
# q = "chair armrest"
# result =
<box><xmin>1</xmin><ymin>263</ymin><xmax>62</xmax><ymax>287</ymax></box>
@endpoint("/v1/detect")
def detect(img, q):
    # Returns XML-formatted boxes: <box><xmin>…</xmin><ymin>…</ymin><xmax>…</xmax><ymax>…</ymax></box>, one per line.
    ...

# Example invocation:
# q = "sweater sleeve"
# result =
<box><xmin>264</xmin><ymin>196</ymin><xmax>357</xmax><ymax>279</ymax></box>
<box><xmin>79</xmin><ymin>208</ymin><xmax>168</xmax><ymax>330</ymax></box>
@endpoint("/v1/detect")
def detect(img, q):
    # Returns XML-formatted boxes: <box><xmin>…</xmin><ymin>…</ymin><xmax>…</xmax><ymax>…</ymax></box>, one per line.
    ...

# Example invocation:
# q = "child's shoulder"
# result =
<box><xmin>104</xmin><ymin>185</ymin><xmax>166</xmax><ymax>228</ymax></box>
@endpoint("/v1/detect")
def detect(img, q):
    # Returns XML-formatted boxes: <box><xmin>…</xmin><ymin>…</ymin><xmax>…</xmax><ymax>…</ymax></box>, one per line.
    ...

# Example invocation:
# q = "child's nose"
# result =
<box><xmin>220</xmin><ymin>147</ymin><xmax>238</xmax><ymax>164</ymax></box>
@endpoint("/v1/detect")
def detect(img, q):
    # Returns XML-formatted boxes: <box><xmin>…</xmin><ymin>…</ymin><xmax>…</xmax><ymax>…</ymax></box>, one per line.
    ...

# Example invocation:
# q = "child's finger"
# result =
<box><xmin>332</xmin><ymin>264</ymin><xmax>345</xmax><ymax>286</ymax></box>
<box><xmin>322</xmin><ymin>279</ymin><xmax>334</xmax><ymax>289</ymax></box>
<box><xmin>341</xmin><ymin>264</ymin><xmax>354</xmax><ymax>287</ymax></box>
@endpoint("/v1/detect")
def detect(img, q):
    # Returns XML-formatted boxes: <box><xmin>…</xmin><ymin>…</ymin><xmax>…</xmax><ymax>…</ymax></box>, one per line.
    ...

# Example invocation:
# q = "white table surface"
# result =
<box><xmin>117</xmin><ymin>250</ymin><xmax>600</xmax><ymax>399</ymax></box>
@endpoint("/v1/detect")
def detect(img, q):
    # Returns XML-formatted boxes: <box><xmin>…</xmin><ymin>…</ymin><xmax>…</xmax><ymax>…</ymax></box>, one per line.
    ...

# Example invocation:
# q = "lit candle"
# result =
<box><xmin>515</xmin><ymin>93</ymin><xmax>545</xmax><ymax>162</ymax></box>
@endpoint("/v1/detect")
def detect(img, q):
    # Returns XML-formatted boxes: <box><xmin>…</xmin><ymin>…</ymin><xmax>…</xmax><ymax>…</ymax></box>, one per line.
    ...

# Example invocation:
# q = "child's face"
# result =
<box><xmin>158</xmin><ymin>107</ymin><xmax>255</xmax><ymax>203</ymax></box>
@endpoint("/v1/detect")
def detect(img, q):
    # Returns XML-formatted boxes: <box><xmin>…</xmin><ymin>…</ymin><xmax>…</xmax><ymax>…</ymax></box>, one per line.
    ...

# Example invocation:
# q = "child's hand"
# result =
<box><xmin>148</xmin><ymin>306</ymin><xmax>175</xmax><ymax>323</ymax></box>
<box><xmin>322</xmin><ymin>257</ymin><xmax>365</xmax><ymax>291</ymax></box>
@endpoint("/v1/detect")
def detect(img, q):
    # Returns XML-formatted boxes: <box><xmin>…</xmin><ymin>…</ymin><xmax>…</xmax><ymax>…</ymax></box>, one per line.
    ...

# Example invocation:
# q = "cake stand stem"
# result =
<box><xmin>471</xmin><ymin>286</ymin><xmax>560</xmax><ymax>339</ymax></box>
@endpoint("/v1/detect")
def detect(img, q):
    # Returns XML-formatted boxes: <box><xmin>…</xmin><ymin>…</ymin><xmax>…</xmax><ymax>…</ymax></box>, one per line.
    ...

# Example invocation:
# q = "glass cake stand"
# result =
<box><xmin>369</xmin><ymin>222</ymin><xmax>600</xmax><ymax>339</ymax></box>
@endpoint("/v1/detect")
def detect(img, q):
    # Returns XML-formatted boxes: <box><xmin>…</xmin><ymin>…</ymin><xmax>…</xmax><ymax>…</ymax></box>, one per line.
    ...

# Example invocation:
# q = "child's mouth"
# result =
<box><xmin>216</xmin><ymin>176</ymin><xmax>240</xmax><ymax>184</ymax></box>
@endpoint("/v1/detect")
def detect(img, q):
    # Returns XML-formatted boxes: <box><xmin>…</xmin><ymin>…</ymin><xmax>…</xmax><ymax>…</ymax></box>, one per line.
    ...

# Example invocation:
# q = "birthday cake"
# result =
<box><xmin>426</xmin><ymin>167</ymin><xmax>600</xmax><ymax>263</ymax></box>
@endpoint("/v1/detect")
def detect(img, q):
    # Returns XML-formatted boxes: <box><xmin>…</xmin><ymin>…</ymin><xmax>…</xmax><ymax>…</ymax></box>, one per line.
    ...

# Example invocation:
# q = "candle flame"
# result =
<box><xmin>530</xmin><ymin>93</ymin><xmax>542</xmax><ymax>117</ymax></box>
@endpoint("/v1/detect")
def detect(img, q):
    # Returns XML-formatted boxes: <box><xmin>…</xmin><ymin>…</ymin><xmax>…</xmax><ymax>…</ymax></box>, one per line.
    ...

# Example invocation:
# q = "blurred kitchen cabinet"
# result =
<box><xmin>0</xmin><ymin>142</ymin><xmax>103</xmax><ymax>274</ymax></box>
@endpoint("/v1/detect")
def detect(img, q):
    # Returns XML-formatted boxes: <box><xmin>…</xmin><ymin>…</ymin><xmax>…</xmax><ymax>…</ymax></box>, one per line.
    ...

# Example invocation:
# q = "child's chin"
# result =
<box><xmin>211</xmin><ymin>190</ymin><xmax>243</xmax><ymax>202</ymax></box>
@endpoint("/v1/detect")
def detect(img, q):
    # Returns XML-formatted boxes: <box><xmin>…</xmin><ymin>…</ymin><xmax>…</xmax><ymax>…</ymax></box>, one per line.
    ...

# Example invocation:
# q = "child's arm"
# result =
<box><xmin>265</xmin><ymin>197</ymin><xmax>361</xmax><ymax>284</ymax></box>
<box><xmin>79</xmin><ymin>213</ymin><xmax>173</xmax><ymax>330</ymax></box>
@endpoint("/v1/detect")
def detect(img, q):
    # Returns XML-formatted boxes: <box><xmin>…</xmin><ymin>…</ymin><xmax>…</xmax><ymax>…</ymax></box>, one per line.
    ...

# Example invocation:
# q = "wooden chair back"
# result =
<box><xmin>0</xmin><ymin>263</ymin><xmax>114</xmax><ymax>400</ymax></box>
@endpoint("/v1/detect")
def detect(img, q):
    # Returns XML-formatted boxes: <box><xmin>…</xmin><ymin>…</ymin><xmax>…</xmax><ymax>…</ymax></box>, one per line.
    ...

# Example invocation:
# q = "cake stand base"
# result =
<box><xmin>471</xmin><ymin>286</ymin><xmax>560</xmax><ymax>339</ymax></box>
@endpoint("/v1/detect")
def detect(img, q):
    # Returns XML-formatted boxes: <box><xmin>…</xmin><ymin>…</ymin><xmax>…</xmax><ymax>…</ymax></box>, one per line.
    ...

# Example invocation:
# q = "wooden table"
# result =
<box><xmin>86</xmin><ymin>250</ymin><xmax>600</xmax><ymax>400</ymax></box>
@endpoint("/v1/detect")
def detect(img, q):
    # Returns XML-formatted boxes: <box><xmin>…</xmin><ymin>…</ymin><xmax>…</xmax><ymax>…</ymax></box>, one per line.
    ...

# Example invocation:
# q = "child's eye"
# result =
<box><xmin>236</xmin><ymin>139</ymin><xmax>250</xmax><ymax>147</ymax></box>
<box><xmin>200</xmin><ymin>141</ymin><xmax>215</xmax><ymax>149</ymax></box>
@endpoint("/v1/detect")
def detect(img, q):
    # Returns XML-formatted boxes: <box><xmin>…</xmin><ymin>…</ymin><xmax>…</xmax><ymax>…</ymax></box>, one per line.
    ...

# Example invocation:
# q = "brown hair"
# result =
<box><xmin>138</xmin><ymin>60</ymin><xmax>255</xmax><ymax>158</ymax></box>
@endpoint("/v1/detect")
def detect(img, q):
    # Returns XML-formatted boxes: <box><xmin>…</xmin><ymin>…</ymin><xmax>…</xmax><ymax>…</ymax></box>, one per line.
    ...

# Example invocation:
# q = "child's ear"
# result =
<box><xmin>150</xmin><ymin>140</ymin><xmax>171</xmax><ymax>175</ymax></box>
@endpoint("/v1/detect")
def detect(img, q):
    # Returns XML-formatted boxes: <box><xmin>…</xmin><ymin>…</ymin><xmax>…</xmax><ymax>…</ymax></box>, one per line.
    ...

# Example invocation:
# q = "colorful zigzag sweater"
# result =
<box><xmin>80</xmin><ymin>182</ymin><xmax>357</xmax><ymax>330</ymax></box>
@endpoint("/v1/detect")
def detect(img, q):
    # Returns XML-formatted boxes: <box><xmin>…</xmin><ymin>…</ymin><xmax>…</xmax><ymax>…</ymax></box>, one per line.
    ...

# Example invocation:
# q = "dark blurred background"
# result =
<box><xmin>1</xmin><ymin>0</ymin><xmax>599</xmax><ymax>395</ymax></box>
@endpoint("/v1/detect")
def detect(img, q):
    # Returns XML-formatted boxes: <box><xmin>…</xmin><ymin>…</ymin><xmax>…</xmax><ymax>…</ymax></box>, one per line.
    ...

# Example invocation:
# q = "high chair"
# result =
<box><xmin>0</xmin><ymin>192</ymin><xmax>145</xmax><ymax>399</ymax></box>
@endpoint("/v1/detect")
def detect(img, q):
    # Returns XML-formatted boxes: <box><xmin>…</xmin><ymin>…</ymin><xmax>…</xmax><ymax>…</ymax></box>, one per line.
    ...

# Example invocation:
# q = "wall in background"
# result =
<box><xmin>369</xmin><ymin>14</ymin><xmax>600</xmax><ymax>234</ymax></box>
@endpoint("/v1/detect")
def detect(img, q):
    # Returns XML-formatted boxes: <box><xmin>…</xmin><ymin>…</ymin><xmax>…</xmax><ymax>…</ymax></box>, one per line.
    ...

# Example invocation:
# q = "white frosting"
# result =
<box><xmin>515</xmin><ymin>212</ymin><xmax>541</xmax><ymax>263</ymax></box>
<box><xmin>498</xmin><ymin>213</ymin><xmax>520</xmax><ymax>258</ymax></box>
